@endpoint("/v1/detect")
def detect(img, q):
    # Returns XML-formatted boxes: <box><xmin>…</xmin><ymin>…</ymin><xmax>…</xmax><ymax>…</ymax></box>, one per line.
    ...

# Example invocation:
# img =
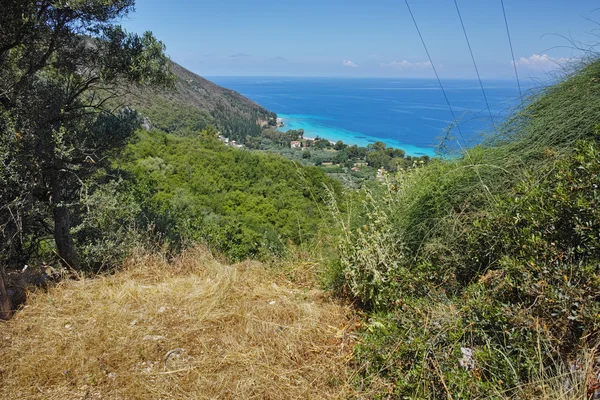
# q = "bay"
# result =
<box><xmin>208</xmin><ymin>77</ymin><xmax>530</xmax><ymax>156</ymax></box>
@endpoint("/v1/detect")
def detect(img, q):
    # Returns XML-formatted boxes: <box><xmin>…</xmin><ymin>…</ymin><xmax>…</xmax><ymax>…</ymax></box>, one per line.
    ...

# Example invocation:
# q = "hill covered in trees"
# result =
<box><xmin>128</xmin><ymin>61</ymin><xmax>277</xmax><ymax>143</ymax></box>
<box><xmin>111</xmin><ymin>129</ymin><xmax>341</xmax><ymax>262</ymax></box>
<box><xmin>3</xmin><ymin>1</ymin><xmax>600</xmax><ymax>399</ymax></box>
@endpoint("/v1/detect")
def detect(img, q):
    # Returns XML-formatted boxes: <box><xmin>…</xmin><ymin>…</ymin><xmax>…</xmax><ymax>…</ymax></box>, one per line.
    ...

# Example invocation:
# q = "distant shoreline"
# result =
<box><xmin>208</xmin><ymin>77</ymin><xmax>525</xmax><ymax>159</ymax></box>
<box><xmin>276</xmin><ymin>114</ymin><xmax>437</xmax><ymax>157</ymax></box>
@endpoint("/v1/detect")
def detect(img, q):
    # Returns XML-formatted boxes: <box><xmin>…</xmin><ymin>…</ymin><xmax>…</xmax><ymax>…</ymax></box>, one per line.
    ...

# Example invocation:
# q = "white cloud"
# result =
<box><xmin>513</xmin><ymin>54</ymin><xmax>573</xmax><ymax>70</ymax></box>
<box><xmin>380</xmin><ymin>60</ymin><xmax>432</xmax><ymax>70</ymax></box>
<box><xmin>343</xmin><ymin>60</ymin><xmax>359</xmax><ymax>68</ymax></box>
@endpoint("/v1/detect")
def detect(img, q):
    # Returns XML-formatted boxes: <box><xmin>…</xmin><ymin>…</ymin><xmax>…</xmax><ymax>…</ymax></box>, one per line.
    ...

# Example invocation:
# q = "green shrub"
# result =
<box><xmin>344</xmin><ymin>139</ymin><xmax>600</xmax><ymax>398</ymax></box>
<box><xmin>338</xmin><ymin>189</ymin><xmax>405</xmax><ymax>309</ymax></box>
<box><xmin>73</xmin><ymin>180</ymin><xmax>143</xmax><ymax>272</ymax></box>
<box><xmin>463</xmin><ymin>139</ymin><xmax>600</xmax><ymax>353</ymax></box>
<box><xmin>333</xmin><ymin>175</ymin><xmax>452</xmax><ymax>309</ymax></box>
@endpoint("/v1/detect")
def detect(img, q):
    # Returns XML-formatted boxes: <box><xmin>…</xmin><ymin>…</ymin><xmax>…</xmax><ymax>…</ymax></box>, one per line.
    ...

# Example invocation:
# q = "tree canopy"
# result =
<box><xmin>0</xmin><ymin>0</ymin><xmax>173</xmax><ymax>273</ymax></box>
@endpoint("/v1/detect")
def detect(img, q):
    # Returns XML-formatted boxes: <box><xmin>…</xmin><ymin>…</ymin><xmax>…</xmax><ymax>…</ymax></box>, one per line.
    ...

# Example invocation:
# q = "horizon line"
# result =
<box><xmin>204</xmin><ymin>75</ymin><xmax>524</xmax><ymax>81</ymax></box>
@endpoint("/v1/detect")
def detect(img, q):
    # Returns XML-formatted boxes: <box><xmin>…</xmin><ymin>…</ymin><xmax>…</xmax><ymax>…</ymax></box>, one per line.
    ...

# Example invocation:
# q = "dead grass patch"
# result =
<box><xmin>0</xmin><ymin>247</ymin><xmax>358</xmax><ymax>399</ymax></box>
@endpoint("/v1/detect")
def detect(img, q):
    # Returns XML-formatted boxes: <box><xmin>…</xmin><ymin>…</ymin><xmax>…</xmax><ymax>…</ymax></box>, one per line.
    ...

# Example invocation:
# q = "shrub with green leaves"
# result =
<box><xmin>463</xmin><ymin>139</ymin><xmax>600</xmax><ymax>353</ymax></box>
<box><xmin>343</xmin><ymin>139</ymin><xmax>600</xmax><ymax>398</ymax></box>
<box><xmin>73</xmin><ymin>180</ymin><xmax>143</xmax><ymax>272</ymax></box>
<box><xmin>337</xmin><ymin>189</ymin><xmax>405</xmax><ymax>309</ymax></box>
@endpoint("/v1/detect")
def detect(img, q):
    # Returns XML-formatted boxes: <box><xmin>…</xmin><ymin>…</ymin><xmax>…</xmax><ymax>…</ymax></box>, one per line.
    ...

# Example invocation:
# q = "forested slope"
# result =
<box><xmin>128</xmin><ymin>61</ymin><xmax>277</xmax><ymax>142</ymax></box>
<box><xmin>113</xmin><ymin>129</ymin><xmax>342</xmax><ymax>261</ymax></box>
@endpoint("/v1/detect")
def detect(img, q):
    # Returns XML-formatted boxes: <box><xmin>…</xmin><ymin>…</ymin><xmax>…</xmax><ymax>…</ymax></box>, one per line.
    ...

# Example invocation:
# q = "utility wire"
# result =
<box><xmin>404</xmin><ymin>0</ymin><xmax>466</xmax><ymax>143</ymax></box>
<box><xmin>452</xmin><ymin>0</ymin><xmax>496</xmax><ymax>128</ymax></box>
<box><xmin>501</xmin><ymin>0</ymin><xmax>523</xmax><ymax>100</ymax></box>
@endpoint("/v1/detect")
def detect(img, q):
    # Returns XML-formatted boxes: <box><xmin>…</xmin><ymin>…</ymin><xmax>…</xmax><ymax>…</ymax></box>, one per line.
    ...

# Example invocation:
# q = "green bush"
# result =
<box><xmin>337</xmin><ymin>189</ymin><xmax>405</xmax><ymax>309</ymax></box>
<box><xmin>463</xmin><ymin>139</ymin><xmax>600</xmax><ymax>352</ymax></box>
<box><xmin>341</xmin><ymin>139</ymin><xmax>600</xmax><ymax>398</ymax></box>
<box><xmin>73</xmin><ymin>180</ymin><xmax>143</xmax><ymax>272</ymax></box>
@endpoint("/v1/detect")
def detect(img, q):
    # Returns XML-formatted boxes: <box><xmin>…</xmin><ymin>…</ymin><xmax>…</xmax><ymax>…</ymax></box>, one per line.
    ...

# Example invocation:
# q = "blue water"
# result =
<box><xmin>208</xmin><ymin>77</ymin><xmax>532</xmax><ymax>157</ymax></box>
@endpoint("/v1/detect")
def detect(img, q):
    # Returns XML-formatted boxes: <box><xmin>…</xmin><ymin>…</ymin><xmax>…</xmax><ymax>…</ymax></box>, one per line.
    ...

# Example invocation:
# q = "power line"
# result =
<box><xmin>501</xmin><ymin>0</ymin><xmax>523</xmax><ymax>100</ymax></box>
<box><xmin>404</xmin><ymin>0</ymin><xmax>465</xmax><ymax>143</ymax></box>
<box><xmin>452</xmin><ymin>0</ymin><xmax>496</xmax><ymax>128</ymax></box>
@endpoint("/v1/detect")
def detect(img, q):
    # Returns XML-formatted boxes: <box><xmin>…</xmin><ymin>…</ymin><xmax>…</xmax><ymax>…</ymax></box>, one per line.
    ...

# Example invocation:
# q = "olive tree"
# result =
<box><xmin>0</xmin><ymin>0</ymin><xmax>174</xmax><ymax>315</ymax></box>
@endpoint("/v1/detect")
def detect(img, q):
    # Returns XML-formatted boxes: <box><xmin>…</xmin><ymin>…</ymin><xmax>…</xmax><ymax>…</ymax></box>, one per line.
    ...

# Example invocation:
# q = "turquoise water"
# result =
<box><xmin>209</xmin><ymin>77</ymin><xmax>531</xmax><ymax>157</ymax></box>
<box><xmin>278</xmin><ymin>113</ymin><xmax>438</xmax><ymax>157</ymax></box>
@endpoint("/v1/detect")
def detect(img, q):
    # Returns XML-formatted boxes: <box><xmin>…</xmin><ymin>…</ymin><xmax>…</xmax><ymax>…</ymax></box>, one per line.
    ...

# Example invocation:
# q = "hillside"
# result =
<box><xmin>4</xmin><ymin>2</ymin><xmax>600</xmax><ymax>398</ymax></box>
<box><xmin>128</xmin><ymin>61</ymin><xmax>276</xmax><ymax>142</ymax></box>
<box><xmin>327</xmin><ymin>59</ymin><xmax>600</xmax><ymax>398</ymax></box>
<box><xmin>111</xmin><ymin>129</ymin><xmax>342</xmax><ymax>262</ymax></box>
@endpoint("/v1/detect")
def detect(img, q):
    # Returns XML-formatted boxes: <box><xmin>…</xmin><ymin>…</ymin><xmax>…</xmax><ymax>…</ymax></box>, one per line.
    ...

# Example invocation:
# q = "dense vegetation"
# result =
<box><xmin>128</xmin><ymin>61</ymin><xmax>277</xmax><ymax>143</ymax></box>
<box><xmin>0</xmin><ymin>0</ymin><xmax>173</xmax><ymax>311</ymax></box>
<box><xmin>330</xmin><ymin>60</ymin><xmax>600</xmax><ymax>398</ymax></box>
<box><xmin>246</xmin><ymin>127</ymin><xmax>431</xmax><ymax>187</ymax></box>
<box><xmin>112</xmin><ymin>128</ymin><xmax>341</xmax><ymax>261</ymax></box>
<box><xmin>2</xmin><ymin>1</ymin><xmax>600</xmax><ymax>398</ymax></box>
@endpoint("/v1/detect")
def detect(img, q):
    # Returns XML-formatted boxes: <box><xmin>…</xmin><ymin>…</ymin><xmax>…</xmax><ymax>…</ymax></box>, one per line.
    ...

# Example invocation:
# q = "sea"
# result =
<box><xmin>208</xmin><ymin>77</ymin><xmax>535</xmax><ymax>157</ymax></box>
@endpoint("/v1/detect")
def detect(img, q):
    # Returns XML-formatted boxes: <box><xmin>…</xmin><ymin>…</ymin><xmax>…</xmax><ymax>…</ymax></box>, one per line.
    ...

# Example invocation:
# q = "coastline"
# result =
<box><xmin>276</xmin><ymin>113</ymin><xmax>437</xmax><ymax>157</ymax></box>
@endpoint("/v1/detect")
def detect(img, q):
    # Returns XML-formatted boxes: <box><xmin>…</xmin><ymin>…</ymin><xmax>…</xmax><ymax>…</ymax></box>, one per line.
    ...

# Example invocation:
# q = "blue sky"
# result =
<box><xmin>122</xmin><ymin>0</ymin><xmax>600</xmax><ymax>78</ymax></box>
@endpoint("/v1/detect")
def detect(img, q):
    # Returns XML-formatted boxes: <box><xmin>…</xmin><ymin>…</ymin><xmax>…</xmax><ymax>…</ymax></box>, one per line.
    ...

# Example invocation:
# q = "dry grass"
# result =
<box><xmin>0</xmin><ymin>247</ymin><xmax>359</xmax><ymax>399</ymax></box>
<box><xmin>501</xmin><ymin>345</ymin><xmax>599</xmax><ymax>400</ymax></box>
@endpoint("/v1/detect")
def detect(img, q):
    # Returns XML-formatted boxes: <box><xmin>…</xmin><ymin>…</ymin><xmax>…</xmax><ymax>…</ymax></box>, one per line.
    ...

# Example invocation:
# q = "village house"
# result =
<box><xmin>290</xmin><ymin>141</ymin><xmax>301</xmax><ymax>149</ymax></box>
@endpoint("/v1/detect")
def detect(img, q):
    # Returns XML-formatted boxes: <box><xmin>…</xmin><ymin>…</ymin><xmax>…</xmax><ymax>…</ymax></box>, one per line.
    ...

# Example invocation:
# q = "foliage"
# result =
<box><xmin>313</xmin><ymin>137</ymin><xmax>333</xmax><ymax>149</ymax></box>
<box><xmin>462</xmin><ymin>139</ymin><xmax>600</xmax><ymax>349</ymax></box>
<box><xmin>387</xmin><ymin>59</ymin><xmax>600</xmax><ymax>266</ymax></box>
<box><xmin>339</xmin><ymin>140</ymin><xmax>600</xmax><ymax>398</ymax></box>
<box><xmin>331</xmin><ymin>59</ymin><xmax>600</xmax><ymax>398</ymax></box>
<box><xmin>336</xmin><ymin>188</ymin><xmax>406</xmax><ymax>309</ymax></box>
<box><xmin>128</xmin><ymin>61</ymin><xmax>277</xmax><ymax>146</ymax></box>
<box><xmin>0</xmin><ymin>0</ymin><xmax>173</xmax><ymax>270</ymax></box>
<box><xmin>249</xmin><ymin>130</ymin><xmax>430</xmax><ymax>190</ymax></box>
<box><xmin>118</xmin><ymin>129</ymin><xmax>342</xmax><ymax>261</ymax></box>
<box><xmin>135</xmin><ymin>97</ymin><xmax>214</xmax><ymax>136</ymax></box>
<box><xmin>72</xmin><ymin>180</ymin><xmax>143</xmax><ymax>272</ymax></box>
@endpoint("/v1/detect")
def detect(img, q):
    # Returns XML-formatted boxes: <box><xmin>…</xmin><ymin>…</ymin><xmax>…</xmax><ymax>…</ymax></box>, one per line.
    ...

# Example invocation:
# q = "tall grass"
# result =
<box><xmin>394</xmin><ymin>58</ymin><xmax>600</xmax><ymax>266</ymax></box>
